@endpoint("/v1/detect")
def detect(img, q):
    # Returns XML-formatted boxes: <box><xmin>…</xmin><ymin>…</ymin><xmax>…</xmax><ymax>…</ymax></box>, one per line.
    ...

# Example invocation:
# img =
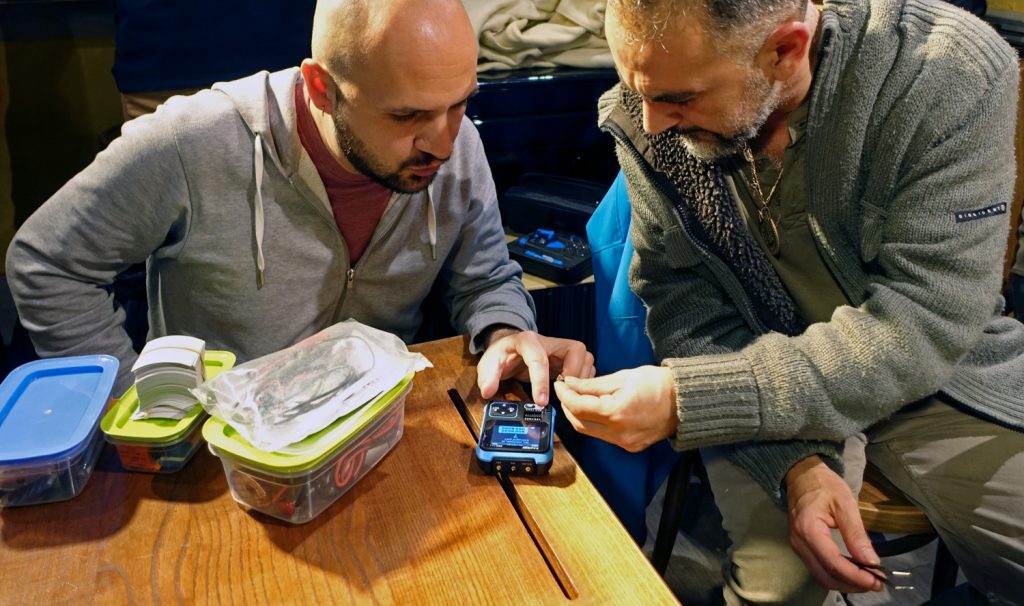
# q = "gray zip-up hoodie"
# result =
<box><xmin>6</xmin><ymin>68</ymin><xmax>536</xmax><ymax>394</ymax></box>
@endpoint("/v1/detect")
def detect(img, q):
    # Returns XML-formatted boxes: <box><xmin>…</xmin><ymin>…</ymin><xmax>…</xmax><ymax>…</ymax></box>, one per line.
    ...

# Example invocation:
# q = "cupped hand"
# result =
<box><xmin>786</xmin><ymin>456</ymin><xmax>884</xmax><ymax>593</ymax></box>
<box><xmin>552</xmin><ymin>366</ymin><xmax>676</xmax><ymax>451</ymax></box>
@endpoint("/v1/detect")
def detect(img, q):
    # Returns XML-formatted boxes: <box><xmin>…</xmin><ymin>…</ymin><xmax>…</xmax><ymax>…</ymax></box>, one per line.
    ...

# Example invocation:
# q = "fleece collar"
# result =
<box><xmin>602</xmin><ymin>85</ymin><xmax>809</xmax><ymax>336</ymax></box>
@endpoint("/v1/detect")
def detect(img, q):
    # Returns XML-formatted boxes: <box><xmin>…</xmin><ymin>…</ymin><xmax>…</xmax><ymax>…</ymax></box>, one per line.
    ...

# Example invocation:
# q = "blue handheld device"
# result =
<box><xmin>475</xmin><ymin>400</ymin><xmax>555</xmax><ymax>475</ymax></box>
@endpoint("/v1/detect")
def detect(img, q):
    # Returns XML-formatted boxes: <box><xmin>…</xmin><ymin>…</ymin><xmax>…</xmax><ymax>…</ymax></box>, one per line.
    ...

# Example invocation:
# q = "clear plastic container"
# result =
<box><xmin>204</xmin><ymin>374</ymin><xmax>412</xmax><ymax>524</ymax></box>
<box><xmin>0</xmin><ymin>426</ymin><xmax>106</xmax><ymax>508</ymax></box>
<box><xmin>100</xmin><ymin>351</ymin><xmax>235</xmax><ymax>473</ymax></box>
<box><xmin>0</xmin><ymin>355</ymin><xmax>119</xmax><ymax>507</ymax></box>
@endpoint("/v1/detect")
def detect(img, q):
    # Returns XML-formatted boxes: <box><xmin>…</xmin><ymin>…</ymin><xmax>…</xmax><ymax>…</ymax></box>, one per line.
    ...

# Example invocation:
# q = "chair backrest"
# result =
<box><xmin>858</xmin><ymin>462</ymin><xmax>934</xmax><ymax>535</ymax></box>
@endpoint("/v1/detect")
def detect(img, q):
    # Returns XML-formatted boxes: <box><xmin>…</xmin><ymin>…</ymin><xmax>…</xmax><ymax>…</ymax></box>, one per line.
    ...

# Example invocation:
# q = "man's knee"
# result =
<box><xmin>725</xmin><ymin>547</ymin><xmax>832</xmax><ymax>606</ymax></box>
<box><xmin>704</xmin><ymin>447</ymin><xmax>837</xmax><ymax>606</ymax></box>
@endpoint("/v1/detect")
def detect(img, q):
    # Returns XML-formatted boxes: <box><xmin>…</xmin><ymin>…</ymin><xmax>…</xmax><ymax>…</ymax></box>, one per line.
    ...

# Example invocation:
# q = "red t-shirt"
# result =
<box><xmin>294</xmin><ymin>82</ymin><xmax>391</xmax><ymax>265</ymax></box>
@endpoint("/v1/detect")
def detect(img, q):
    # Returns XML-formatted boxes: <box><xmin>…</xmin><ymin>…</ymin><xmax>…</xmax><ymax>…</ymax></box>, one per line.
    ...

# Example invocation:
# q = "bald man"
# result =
<box><xmin>6</xmin><ymin>0</ymin><xmax>593</xmax><ymax>401</ymax></box>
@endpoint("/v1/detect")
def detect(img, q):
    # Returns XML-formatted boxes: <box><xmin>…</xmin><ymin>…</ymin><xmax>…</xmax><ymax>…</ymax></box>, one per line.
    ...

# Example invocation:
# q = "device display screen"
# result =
<box><xmin>481</xmin><ymin>421</ymin><xmax>548</xmax><ymax>452</ymax></box>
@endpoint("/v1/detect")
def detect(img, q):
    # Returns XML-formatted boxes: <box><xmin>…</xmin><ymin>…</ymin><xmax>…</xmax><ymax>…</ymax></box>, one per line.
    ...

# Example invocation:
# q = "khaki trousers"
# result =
<box><xmin>703</xmin><ymin>397</ymin><xmax>1024</xmax><ymax>605</ymax></box>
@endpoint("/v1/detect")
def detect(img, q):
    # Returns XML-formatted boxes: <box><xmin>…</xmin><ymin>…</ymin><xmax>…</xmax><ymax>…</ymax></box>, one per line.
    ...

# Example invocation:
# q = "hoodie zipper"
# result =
<box><xmin>286</xmin><ymin>175</ymin><xmax>353</xmax><ymax>321</ymax></box>
<box><xmin>333</xmin><ymin>192</ymin><xmax>405</xmax><ymax>319</ymax></box>
<box><xmin>603</xmin><ymin>121</ymin><xmax>770</xmax><ymax>335</ymax></box>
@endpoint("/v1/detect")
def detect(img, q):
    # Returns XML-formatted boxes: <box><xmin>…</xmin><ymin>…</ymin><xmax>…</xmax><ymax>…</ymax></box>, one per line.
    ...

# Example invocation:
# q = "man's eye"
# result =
<box><xmin>649</xmin><ymin>96</ymin><xmax>695</xmax><ymax>107</ymax></box>
<box><xmin>392</xmin><ymin>113</ymin><xmax>417</xmax><ymax>122</ymax></box>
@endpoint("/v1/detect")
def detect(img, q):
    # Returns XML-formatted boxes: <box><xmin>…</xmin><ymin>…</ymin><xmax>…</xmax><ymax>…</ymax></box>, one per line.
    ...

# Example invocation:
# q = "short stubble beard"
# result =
<box><xmin>676</xmin><ymin>68</ymin><xmax>782</xmax><ymax>162</ymax></box>
<box><xmin>331</xmin><ymin>110</ymin><xmax>439</xmax><ymax>194</ymax></box>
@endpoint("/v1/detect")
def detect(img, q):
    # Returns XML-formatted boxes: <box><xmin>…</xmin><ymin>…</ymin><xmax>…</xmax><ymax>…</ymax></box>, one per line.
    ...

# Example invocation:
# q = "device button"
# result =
<box><xmin>490</xmin><ymin>402</ymin><xmax>518</xmax><ymax>418</ymax></box>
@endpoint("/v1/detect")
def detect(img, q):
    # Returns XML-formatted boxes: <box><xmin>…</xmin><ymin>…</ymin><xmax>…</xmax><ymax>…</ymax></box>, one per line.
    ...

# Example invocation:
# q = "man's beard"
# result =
<box><xmin>331</xmin><ymin>111</ymin><xmax>442</xmax><ymax>194</ymax></box>
<box><xmin>674</xmin><ymin>70</ymin><xmax>782</xmax><ymax>162</ymax></box>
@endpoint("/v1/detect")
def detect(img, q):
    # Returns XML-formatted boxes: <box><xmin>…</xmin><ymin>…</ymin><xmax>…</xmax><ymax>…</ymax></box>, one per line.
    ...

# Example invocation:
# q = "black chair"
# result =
<box><xmin>651</xmin><ymin>449</ymin><xmax>705</xmax><ymax>575</ymax></box>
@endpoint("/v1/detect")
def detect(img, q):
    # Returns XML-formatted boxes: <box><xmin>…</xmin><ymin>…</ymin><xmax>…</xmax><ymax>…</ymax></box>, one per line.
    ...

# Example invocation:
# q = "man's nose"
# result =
<box><xmin>415</xmin><ymin>112</ymin><xmax>458</xmax><ymax>160</ymax></box>
<box><xmin>642</xmin><ymin>99</ymin><xmax>690</xmax><ymax>136</ymax></box>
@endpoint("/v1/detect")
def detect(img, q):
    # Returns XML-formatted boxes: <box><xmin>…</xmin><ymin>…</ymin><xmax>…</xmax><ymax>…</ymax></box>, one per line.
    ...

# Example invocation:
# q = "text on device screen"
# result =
<box><xmin>484</xmin><ymin>422</ymin><xmax>546</xmax><ymax>451</ymax></box>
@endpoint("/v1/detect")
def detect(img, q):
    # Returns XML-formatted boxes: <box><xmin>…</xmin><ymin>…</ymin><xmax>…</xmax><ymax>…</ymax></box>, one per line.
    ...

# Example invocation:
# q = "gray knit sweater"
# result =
<box><xmin>599</xmin><ymin>0</ymin><xmax>1022</xmax><ymax>502</ymax></box>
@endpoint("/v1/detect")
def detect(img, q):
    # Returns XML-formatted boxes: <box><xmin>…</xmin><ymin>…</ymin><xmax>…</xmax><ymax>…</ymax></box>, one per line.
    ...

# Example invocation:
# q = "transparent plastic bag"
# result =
<box><xmin>192</xmin><ymin>320</ymin><xmax>431</xmax><ymax>451</ymax></box>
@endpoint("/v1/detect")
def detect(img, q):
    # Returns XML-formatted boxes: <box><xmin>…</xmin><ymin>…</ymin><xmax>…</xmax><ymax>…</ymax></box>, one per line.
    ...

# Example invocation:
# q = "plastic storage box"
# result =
<box><xmin>204</xmin><ymin>373</ymin><xmax>413</xmax><ymax>524</ymax></box>
<box><xmin>100</xmin><ymin>350</ymin><xmax>236</xmax><ymax>473</ymax></box>
<box><xmin>0</xmin><ymin>355</ymin><xmax>119</xmax><ymax>507</ymax></box>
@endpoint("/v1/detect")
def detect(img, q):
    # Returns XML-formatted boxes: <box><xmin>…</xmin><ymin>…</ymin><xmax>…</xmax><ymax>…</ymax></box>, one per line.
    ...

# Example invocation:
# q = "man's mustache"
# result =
<box><xmin>402</xmin><ymin>152</ymin><xmax>450</xmax><ymax>170</ymax></box>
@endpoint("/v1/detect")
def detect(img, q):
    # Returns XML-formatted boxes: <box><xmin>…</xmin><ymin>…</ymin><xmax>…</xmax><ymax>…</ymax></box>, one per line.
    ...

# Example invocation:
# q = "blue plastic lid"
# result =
<box><xmin>0</xmin><ymin>355</ymin><xmax>119</xmax><ymax>466</ymax></box>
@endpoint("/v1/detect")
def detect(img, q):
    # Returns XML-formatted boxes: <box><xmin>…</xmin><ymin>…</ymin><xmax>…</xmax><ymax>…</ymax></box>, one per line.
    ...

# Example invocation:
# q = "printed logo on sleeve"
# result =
<box><xmin>954</xmin><ymin>203</ymin><xmax>1007</xmax><ymax>223</ymax></box>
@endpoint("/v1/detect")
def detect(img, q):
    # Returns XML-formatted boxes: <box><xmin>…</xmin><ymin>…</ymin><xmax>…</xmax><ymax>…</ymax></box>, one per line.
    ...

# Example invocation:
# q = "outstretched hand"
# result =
<box><xmin>786</xmin><ymin>456</ymin><xmax>884</xmax><ymax>593</ymax></box>
<box><xmin>477</xmin><ymin>329</ymin><xmax>594</xmax><ymax>405</ymax></box>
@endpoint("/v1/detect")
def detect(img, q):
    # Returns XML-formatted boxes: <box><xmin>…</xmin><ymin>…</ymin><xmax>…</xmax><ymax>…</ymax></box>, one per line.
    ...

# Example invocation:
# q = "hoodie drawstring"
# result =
<box><xmin>252</xmin><ymin>131</ymin><xmax>436</xmax><ymax>283</ymax></box>
<box><xmin>253</xmin><ymin>133</ymin><xmax>267</xmax><ymax>288</ymax></box>
<box><xmin>427</xmin><ymin>185</ymin><xmax>437</xmax><ymax>261</ymax></box>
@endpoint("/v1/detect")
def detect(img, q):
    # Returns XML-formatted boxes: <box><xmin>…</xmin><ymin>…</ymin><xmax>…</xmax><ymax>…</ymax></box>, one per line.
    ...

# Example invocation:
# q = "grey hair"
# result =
<box><xmin>608</xmin><ymin>0</ymin><xmax>808</xmax><ymax>54</ymax></box>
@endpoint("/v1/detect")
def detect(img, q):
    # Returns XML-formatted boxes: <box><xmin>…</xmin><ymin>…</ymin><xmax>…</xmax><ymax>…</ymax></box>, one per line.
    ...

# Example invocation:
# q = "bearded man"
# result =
<box><xmin>555</xmin><ymin>0</ymin><xmax>1024</xmax><ymax>603</ymax></box>
<box><xmin>7</xmin><ymin>0</ymin><xmax>594</xmax><ymax>400</ymax></box>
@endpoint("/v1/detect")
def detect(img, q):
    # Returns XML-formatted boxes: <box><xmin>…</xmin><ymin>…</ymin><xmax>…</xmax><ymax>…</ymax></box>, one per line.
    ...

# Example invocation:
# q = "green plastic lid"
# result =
<box><xmin>100</xmin><ymin>350</ymin><xmax>237</xmax><ymax>445</ymax></box>
<box><xmin>202</xmin><ymin>373</ymin><xmax>413</xmax><ymax>475</ymax></box>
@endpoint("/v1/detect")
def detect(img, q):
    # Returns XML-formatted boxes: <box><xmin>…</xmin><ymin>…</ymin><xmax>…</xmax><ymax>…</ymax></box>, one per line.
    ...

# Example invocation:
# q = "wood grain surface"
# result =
<box><xmin>0</xmin><ymin>336</ymin><xmax>677</xmax><ymax>605</ymax></box>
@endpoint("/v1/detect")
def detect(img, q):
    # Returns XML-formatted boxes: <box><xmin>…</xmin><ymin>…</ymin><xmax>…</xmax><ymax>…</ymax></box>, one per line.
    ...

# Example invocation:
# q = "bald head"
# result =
<box><xmin>301</xmin><ymin>0</ymin><xmax>479</xmax><ymax>193</ymax></box>
<box><xmin>309</xmin><ymin>0</ymin><xmax>367</xmax><ymax>76</ymax></box>
<box><xmin>311</xmin><ymin>0</ymin><xmax>478</xmax><ymax>82</ymax></box>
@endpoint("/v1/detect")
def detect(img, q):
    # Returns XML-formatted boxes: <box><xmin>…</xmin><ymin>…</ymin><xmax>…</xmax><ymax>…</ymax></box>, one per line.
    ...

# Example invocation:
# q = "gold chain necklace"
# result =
<box><xmin>742</xmin><ymin>143</ymin><xmax>784</xmax><ymax>255</ymax></box>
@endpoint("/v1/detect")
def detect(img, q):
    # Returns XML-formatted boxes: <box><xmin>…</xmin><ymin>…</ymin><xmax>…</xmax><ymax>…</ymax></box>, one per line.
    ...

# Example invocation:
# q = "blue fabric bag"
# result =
<box><xmin>574</xmin><ymin>171</ymin><xmax>680</xmax><ymax>543</ymax></box>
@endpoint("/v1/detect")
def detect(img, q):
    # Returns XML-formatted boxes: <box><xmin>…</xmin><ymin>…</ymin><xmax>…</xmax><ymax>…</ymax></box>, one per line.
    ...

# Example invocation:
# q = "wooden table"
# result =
<box><xmin>0</xmin><ymin>337</ymin><xmax>678</xmax><ymax>605</ymax></box>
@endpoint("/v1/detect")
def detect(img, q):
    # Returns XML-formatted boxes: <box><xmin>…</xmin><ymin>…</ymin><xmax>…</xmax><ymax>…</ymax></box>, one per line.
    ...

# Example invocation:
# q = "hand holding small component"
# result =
<box><xmin>841</xmin><ymin>555</ymin><xmax>914</xmax><ymax>591</ymax></box>
<box><xmin>552</xmin><ymin>366</ymin><xmax>677</xmax><ymax>452</ymax></box>
<box><xmin>785</xmin><ymin>456</ymin><xmax>884</xmax><ymax>593</ymax></box>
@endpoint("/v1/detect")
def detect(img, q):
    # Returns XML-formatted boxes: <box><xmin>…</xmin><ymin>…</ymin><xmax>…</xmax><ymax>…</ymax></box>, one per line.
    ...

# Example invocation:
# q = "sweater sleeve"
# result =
<box><xmin>5</xmin><ymin>108</ymin><xmax>191</xmax><ymax>395</ymax></box>
<box><xmin>440</xmin><ymin>119</ymin><xmax>537</xmax><ymax>352</ymax></box>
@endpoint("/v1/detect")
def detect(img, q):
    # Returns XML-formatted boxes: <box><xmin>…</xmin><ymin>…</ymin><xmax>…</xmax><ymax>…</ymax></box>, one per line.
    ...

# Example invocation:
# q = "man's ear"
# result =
<box><xmin>756</xmin><ymin>20</ymin><xmax>812</xmax><ymax>82</ymax></box>
<box><xmin>300</xmin><ymin>59</ymin><xmax>334</xmax><ymax>113</ymax></box>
